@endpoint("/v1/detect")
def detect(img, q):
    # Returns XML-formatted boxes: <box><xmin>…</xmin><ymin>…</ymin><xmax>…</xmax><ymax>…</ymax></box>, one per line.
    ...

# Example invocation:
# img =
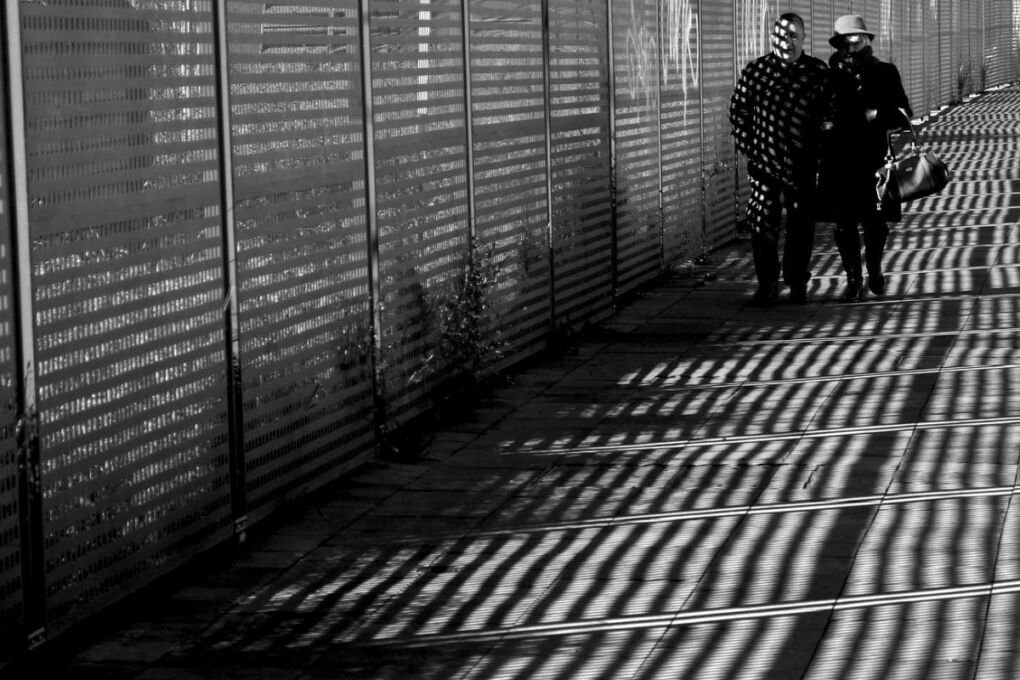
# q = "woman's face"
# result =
<box><xmin>844</xmin><ymin>34</ymin><xmax>870</xmax><ymax>53</ymax></box>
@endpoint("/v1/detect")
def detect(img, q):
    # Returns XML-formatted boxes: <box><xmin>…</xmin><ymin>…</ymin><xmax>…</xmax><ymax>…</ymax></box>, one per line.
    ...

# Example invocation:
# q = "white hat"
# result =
<box><xmin>829</xmin><ymin>15</ymin><xmax>875</xmax><ymax>47</ymax></box>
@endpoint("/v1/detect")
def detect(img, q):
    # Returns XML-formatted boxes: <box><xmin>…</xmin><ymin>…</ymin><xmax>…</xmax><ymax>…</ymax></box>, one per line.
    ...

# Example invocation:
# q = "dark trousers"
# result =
<box><xmin>746</xmin><ymin>172</ymin><xmax>815</xmax><ymax>289</ymax></box>
<box><xmin>834</xmin><ymin>216</ymin><xmax>889</xmax><ymax>280</ymax></box>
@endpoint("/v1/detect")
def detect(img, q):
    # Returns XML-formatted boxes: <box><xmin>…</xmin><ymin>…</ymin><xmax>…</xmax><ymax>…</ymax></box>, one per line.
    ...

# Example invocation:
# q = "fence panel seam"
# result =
<box><xmin>2</xmin><ymin>0</ymin><xmax>44</xmax><ymax>653</ymax></box>
<box><xmin>213</xmin><ymin>0</ymin><xmax>247</xmax><ymax>544</ymax></box>
<box><xmin>359</xmin><ymin>0</ymin><xmax>384</xmax><ymax>438</ymax></box>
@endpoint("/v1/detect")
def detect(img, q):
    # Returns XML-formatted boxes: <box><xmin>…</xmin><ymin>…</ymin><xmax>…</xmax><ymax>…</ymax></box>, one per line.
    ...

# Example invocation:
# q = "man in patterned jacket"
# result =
<box><xmin>729</xmin><ymin>13</ymin><xmax>831</xmax><ymax>305</ymax></box>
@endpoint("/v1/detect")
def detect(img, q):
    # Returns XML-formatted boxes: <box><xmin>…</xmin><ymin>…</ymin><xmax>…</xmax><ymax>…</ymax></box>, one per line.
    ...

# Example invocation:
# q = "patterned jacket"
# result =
<box><xmin>729</xmin><ymin>51</ymin><xmax>830</xmax><ymax>190</ymax></box>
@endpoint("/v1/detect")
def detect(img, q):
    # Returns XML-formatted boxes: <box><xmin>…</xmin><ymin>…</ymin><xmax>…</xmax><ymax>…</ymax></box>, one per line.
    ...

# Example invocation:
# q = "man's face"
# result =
<box><xmin>771</xmin><ymin>18</ymin><xmax>804</xmax><ymax>63</ymax></box>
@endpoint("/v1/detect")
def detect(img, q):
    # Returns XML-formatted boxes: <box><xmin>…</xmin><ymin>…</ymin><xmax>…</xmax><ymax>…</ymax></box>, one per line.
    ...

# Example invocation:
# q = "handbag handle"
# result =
<box><xmin>884</xmin><ymin>107</ymin><xmax>917</xmax><ymax>163</ymax></box>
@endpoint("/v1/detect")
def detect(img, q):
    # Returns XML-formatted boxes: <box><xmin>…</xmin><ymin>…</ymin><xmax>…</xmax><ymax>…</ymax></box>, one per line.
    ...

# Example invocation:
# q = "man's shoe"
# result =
<box><xmin>750</xmin><ymin>283</ymin><xmax>779</xmax><ymax>307</ymax></box>
<box><xmin>789</xmin><ymin>285</ymin><xmax>809</xmax><ymax>304</ymax></box>
<box><xmin>868</xmin><ymin>274</ymin><xmax>886</xmax><ymax>296</ymax></box>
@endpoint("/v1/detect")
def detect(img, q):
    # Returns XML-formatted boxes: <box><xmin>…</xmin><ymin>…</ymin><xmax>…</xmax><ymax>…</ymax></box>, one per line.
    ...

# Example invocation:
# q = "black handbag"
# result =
<box><xmin>875</xmin><ymin>110</ymin><xmax>951</xmax><ymax>216</ymax></box>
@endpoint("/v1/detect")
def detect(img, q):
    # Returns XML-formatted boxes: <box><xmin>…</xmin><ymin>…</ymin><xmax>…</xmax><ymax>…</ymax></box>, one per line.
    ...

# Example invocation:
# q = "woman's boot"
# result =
<box><xmin>835</xmin><ymin>222</ymin><xmax>864</xmax><ymax>302</ymax></box>
<box><xmin>867</xmin><ymin>273</ymin><xmax>886</xmax><ymax>296</ymax></box>
<box><xmin>841</xmin><ymin>272</ymin><xmax>865</xmax><ymax>302</ymax></box>
<box><xmin>863</xmin><ymin>218</ymin><xmax>889</xmax><ymax>296</ymax></box>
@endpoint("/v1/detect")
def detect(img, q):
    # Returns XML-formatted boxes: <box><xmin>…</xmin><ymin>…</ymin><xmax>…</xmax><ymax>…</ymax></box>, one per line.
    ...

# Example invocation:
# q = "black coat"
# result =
<box><xmin>729</xmin><ymin>51</ymin><xmax>830</xmax><ymax>191</ymax></box>
<box><xmin>820</xmin><ymin>48</ymin><xmax>912</xmax><ymax>220</ymax></box>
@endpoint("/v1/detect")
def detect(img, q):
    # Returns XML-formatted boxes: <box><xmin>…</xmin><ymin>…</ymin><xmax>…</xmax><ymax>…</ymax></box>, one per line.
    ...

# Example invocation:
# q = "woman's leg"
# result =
<box><xmin>834</xmin><ymin>220</ymin><xmax>864</xmax><ymax>301</ymax></box>
<box><xmin>862</xmin><ymin>216</ymin><xmax>890</xmax><ymax>294</ymax></box>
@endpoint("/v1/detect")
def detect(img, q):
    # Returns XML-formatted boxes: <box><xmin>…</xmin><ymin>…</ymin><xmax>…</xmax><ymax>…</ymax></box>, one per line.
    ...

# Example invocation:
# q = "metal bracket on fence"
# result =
<box><xmin>234</xmin><ymin>515</ymin><xmax>248</xmax><ymax>543</ymax></box>
<box><xmin>27</xmin><ymin>626</ymin><xmax>46</xmax><ymax>650</ymax></box>
<box><xmin>15</xmin><ymin>406</ymin><xmax>40</xmax><ymax>499</ymax></box>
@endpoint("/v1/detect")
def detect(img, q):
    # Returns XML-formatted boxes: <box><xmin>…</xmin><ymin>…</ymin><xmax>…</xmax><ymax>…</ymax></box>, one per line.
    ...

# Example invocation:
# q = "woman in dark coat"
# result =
<box><xmin>823</xmin><ymin>15</ymin><xmax>912</xmax><ymax>301</ymax></box>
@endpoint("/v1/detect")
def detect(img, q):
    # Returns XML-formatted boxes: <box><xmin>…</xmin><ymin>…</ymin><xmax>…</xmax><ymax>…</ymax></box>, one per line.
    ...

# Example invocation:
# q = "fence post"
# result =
<box><xmin>922</xmin><ymin>0</ymin><xmax>928</xmax><ymax>112</ymax></box>
<box><xmin>541</xmin><ymin>0</ymin><xmax>557</xmax><ymax>328</ymax></box>
<box><xmin>699</xmin><ymin>0</ymin><xmax>708</xmax><ymax>244</ymax></box>
<box><xmin>980</xmin><ymin>0</ymin><xmax>985</xmax><ymax>85</ymax></box>
<box><xmin>655</xmin><ymin>0</ymin><xmax>664</xmax><ymax>269</ymax></box>
<box><xmin>211</xmin><ymin>0</ymin><xmax>247</xmax><ymax>543</ymax></box>
<box><xmin>460</xmin><ymin>0</ymin><xmax>477</xmax><ymax>246</ymax></box>
<box><xmin>606</xmin><ymin>0</ymin><xmax>619</xmax><ymax>298</ymax></box>
<box><xmin>358</xmin><ymin>0</ymin><xmax>385</xmax><ymax>443</ymax></box>
<box><xmin>3</xmin><ymin>0</ymin><xmax>46</xmax><ymax>651</ymax></box>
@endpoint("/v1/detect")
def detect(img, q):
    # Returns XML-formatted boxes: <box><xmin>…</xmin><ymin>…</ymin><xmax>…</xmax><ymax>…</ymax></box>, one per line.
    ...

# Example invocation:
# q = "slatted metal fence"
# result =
<box><xmin>0</xmin><ymin>0</ymin><xmax>1016</xmax><ymax>663</ymax></box>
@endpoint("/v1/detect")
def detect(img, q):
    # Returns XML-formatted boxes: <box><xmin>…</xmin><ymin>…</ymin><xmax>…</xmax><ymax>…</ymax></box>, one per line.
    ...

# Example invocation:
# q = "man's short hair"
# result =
<box><xmin>777</xmin><ymin>12</ymin><xmax>805</xmax><ymax>32</ymax></box>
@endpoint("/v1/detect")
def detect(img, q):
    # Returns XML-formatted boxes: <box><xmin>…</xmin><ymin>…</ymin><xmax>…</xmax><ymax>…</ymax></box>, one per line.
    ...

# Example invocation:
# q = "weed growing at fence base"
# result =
<box><xmin>417</xmin><ymin>242</ymin><xmax>508</xmax><ymax>408</ymax></box>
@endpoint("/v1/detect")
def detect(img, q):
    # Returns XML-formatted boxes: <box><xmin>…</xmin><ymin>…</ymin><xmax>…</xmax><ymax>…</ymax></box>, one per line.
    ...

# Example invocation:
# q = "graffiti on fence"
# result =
<box><xmin>662</xmin><ymin>0</ymin><xmax>699</xmax><ymax>119</ymax></box>
<box><xmin>622</xmin><ymin>0</ymin><xmax>699</xmax><ymax>121</ymax></box>
<box><xmin>624</xmin><ymin>0</ymin><xmax>659</xmax><ymax>118</ymax></box>
<box><xmin>735</xmin><ymin>0</ymin><xmax>777</xmax><ymax>72</ymax></box>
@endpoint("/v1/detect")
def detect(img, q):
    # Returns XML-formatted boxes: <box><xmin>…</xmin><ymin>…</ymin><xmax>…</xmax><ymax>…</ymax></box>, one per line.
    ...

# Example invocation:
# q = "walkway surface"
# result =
<box><xmin>26</xmin><ymin>85</ymin><xmax>1020</xmax><ymax>680</ymax></box>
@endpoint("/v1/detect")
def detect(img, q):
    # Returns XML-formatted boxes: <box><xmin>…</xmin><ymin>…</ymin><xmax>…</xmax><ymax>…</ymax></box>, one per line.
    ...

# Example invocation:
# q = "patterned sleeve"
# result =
<box><xmin>729</xmin><ymin>63</ymin><xmax>754</xmax><ymax>157</ymax></box>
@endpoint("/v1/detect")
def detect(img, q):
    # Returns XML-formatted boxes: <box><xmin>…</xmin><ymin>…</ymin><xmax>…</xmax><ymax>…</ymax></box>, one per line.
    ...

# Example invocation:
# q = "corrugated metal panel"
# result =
<box><xmin>977</xmin><ymin>0</ymin><xmax>990</xmax><ymax>89</ymax></box>
<box><xmin>1007</xmin><ymin>0</ymin><xmax>1019</xmax><ymax>83</ymax></box>
<box><xmin>872</xmin><ymin>0</ymin><xmax>888</xmax><ymax>68</ymax></box>
<box><xmin>949</xmin><ymin>0</ymin><xmax>962</xmax><ymax>101</ymax></box>
<box><xmin>880</xmin><ymin>0</ymin><xmax>905</xmax><ymax>86</ymax></box>
<box><xmin>613</xmin><ymin>0</ymin><xmax>662</xmax><ymax>294</ymax></box>
<box><xmin>895</xmin><ymin>0</ymin><xmax>909</xmax><ymax>70</ymax></box>
<box><xmin>468</xmin><ymin>0</ymin><xmax>552</xmax><ymax>360</ymax></box>
<box><xmin>984</xmin><ymin>0</ymin><xmax>1006</xmax><ymax>87</ymax></box>
<box><xmin>962</xmin><ymin>0</ymin><xmax>981</xmax><ymax>94</ymax></box>
<box><xmin>703</xmin><ymin>0</ymin><xmax>747</xmax><ymax>250</ymax></box>
<box><xmin>937</xmin><ymin>0</ymin><xmax>953</xmax><ymax>104</ymax></box>
<box><xmin>814</xmin><ymin>2</ymin><xmax>837</xmax><ymax>63</ymax></box>
<box><xmin>977</xmin><ymin>0</ymin><xmax>988</xmax><ymax>88</ymax></box>
<box><xmin>660</xmin><ymin>0</ymin><xmax>703</xmax><ymax>263</ymax></box>
<box><xmin>862</xmin><ymin>2</ymin><xmax>883</xmax><ymax>58</ymax></box>
<box><xmin>987</xmin><ymin>0</ymin><xmax>1020</xmax><ymax>87</ymax></box>
<box><xmin>226</xmin><ymin>2</ymin><xmax>375</xmax><ymax>518</ymax></box>
<box><xmin>733</xmin><ymin>1</ymin><xmax>782</xmax><ymax>110</ymax></box>
<box><xmin>0</xmin><ymin>47</ymin><xmax>23</xmax><ymax>659</ymax></box>
<box><xmin>790</xmin><ymin>1</ymin><xmax>831</xmax><ymax>64</ymax></box>
<box><xmin>924</xmin><ymin>1</ymin><xmax>940</xmax><ymax>112</ymax></box>
<box><xmin>904</xmin><ymin>0</ymin><xmax>926</xmax><ymax>114</ymax></box>
<box><xmin>20</xmin><ymin>2</ymin><xmax>233</xmax><ymax>632</ymax></box>
<box><xmin>371</xmin><ymin>0</ymin><xmax>471</xmax><ymax>421</ymax></box>
<box><xmin>549</xmin><ymin>0</ymin><xmax>613</xmax><ymax>327</ymax></box>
